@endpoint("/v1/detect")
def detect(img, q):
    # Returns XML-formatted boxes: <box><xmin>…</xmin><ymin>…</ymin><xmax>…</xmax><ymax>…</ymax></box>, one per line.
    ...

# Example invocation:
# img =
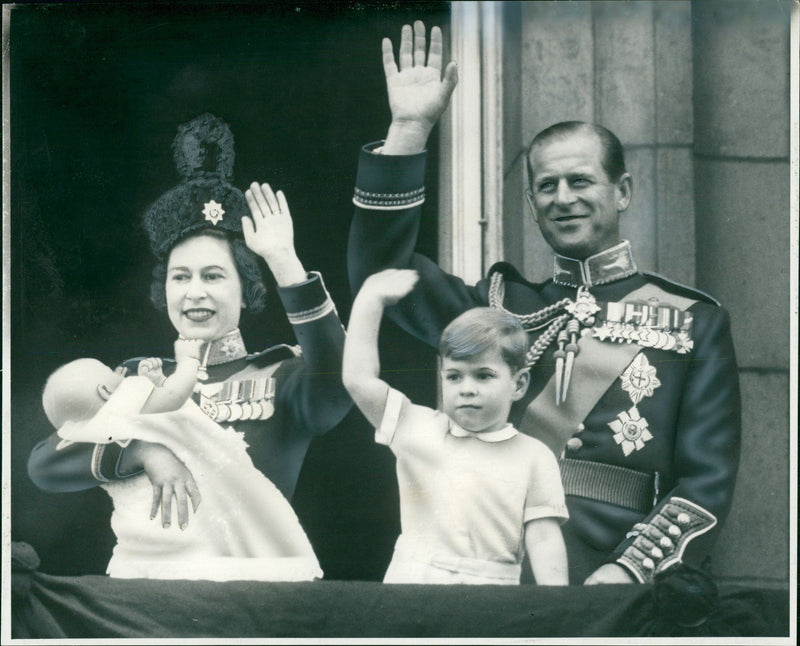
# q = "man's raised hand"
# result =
<box><xmin>382</xmin><ymin>20</ymin><xmax>458</xmax><ymax>155</ymax></box>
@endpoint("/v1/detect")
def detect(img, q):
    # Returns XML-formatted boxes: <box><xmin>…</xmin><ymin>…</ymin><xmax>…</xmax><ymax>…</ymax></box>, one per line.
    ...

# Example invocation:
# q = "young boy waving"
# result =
<box><xmin>343</xmin><ymin>268</ymin><xmax>569</xmax><ymax>585</ymax></box>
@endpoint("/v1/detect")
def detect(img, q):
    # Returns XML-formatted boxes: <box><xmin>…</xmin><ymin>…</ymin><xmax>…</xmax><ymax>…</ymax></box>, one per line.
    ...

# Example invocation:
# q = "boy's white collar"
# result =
<box><xmin>449</xmin><ymin>423</ymin><xmax>518</xmax><ymax>443</ymax></box>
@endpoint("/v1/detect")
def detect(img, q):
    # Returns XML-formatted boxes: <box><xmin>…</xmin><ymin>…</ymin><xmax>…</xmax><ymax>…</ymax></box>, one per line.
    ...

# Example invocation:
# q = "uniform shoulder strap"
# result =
<box><xmin>640</xmin><ymin>271</ymin><xmax>720</xmax><ymax>307</ymax></box>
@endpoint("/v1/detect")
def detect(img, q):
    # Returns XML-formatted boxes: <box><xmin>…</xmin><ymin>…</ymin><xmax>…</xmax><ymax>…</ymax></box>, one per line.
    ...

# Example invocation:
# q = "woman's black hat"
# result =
<box><xmin>143</xmin><ymin>113</ymin><xmax>248</xmax><ymax>259</ymax></box>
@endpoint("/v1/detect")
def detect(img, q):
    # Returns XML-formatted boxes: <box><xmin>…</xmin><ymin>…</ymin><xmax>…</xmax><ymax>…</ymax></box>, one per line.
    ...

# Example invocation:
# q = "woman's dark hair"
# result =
<box><xmin>439</xmin><ymin>307</ymin><xmax>529</xmax><ymax>373</ymax></box>
<box><xmin>149</xmin><ymin>228</ymin><xmax>267</xmax><ymax>313</ymax></box>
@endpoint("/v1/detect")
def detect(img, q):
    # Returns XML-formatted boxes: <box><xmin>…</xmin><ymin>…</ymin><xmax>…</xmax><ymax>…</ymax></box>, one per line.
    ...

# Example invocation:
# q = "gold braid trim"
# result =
<box><xmin>488</xmin><ymin>272</ymin><xmax>572</xmax><ymax>367</ymax></box>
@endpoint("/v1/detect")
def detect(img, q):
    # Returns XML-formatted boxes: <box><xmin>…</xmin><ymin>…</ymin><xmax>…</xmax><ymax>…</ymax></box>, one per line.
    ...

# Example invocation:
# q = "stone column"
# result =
<box><xmin>692</xmin><ymin>0</ymin><xmax>792</xmax><ymax>584</ymax></box>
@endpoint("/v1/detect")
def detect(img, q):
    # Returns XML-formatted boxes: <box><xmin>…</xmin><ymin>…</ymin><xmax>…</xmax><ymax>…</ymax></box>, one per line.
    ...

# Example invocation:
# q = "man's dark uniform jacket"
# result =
<box><xmin>348</xmin><ymin>142</ymin><xmax>741</xmax><ymax>584</ymax></box>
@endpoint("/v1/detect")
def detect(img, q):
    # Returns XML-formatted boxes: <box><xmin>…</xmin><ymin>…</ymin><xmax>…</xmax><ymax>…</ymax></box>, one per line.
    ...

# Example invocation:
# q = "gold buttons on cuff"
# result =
<box><xmin>668</xmin><ymin>525</ymin><xmax>681</xmax><ymax>538</ymax></box>
<box><xmin>677</xmin><ymin>512</ymin><xmax>691</xmax><ymax>525</ymax></box>
<box><xmin>651</xmin><ymin>547</ymin><xmax>663</xmax><ymax>559</ymax></box>
<box><xmin>660</xmin><ymin>537</ymin><xmax>673</xmax><ymax>549</ymax></box>
<box><xmin>642</xmin><ymin>558</ymin><xmax>655</xmax><ymax>570</ymax></box>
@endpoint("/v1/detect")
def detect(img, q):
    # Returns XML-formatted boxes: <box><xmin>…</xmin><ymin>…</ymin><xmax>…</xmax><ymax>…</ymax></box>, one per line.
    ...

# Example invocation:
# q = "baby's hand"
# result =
<box><xmin>362</xmin><ymin>268</ymin><xmax>420</xmax><ymax>306</ymax></box>
<box><xmin>138</xmin><ymin>357</ymin><xmax>166</xmax><ymax>386</ymax></box>
<box><xmin>174</xmin><ymin>338</ymin><xmax>204</xmax><ymax>363</ymax></box>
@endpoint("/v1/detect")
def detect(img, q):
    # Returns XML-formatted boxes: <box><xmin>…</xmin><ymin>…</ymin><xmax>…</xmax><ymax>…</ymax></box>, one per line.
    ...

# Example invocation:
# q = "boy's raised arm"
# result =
<box><xmin>343</xmin><ymin>269</ymin><xmax>420</xmax><ymax>428</ymax></box>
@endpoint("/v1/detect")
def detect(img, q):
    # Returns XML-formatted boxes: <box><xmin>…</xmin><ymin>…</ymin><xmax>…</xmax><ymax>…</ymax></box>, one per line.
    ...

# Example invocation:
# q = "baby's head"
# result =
<box><xmin>438</xmin><ymin>307</ymin><xmax>530</xmax><ymax>433</ymax></box>
<box><xmin>42</xmin><ymin>358</ymin><xmax>124</xmax><ymax>429</ymax></box>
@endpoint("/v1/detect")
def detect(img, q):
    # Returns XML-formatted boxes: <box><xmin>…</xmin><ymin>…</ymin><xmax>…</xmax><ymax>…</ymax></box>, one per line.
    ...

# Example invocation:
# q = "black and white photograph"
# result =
<box><xmin>3</xmin><ymin>0</ymin><xmax>797</xmax><ymax>641</ymax></box>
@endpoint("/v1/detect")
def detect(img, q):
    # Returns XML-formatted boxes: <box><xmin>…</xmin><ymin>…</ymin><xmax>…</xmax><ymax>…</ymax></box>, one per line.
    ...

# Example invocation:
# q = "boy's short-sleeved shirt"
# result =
<box><xmin>377</xmin><ymin>387</ymin><xmax>569</xmax><ymax>566</ymax></box>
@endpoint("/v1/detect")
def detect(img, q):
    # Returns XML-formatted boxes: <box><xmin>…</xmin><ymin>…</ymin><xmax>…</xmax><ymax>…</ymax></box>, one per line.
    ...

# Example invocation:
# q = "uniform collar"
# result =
<box><xmin>553</xmin><ymin>240</ymin><xmax>638</xmax><ymax>288</ymax></box>
<box><xmin>449</xmin><ymin>423</ymin><xmax>518</xmax><ymax>443</ymax></box>
<box><xmin>201</xmin><ymin>328</ymin><xmax>249</xmax><ymax>366</ymax></box>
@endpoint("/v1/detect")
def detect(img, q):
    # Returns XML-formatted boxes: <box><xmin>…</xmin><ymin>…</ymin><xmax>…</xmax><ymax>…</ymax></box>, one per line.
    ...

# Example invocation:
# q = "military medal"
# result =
<box><xmin>201</xmin><ymin>400</ymin><xmax>218</xmax><ymax>421</ymax></box>
<box><xmin>620</xmin><ymin>353</ymin><xmax>661</xmax><ymax>404</ymax></box>
<box><xmin>227</xmin><ymin>403</ymin><xmax>244</xmax><ymax>422</ymax></box>
<box><xmin>565</xmin><ymin>287</ymin><xmax>600</xmax><ymax>325</ymax></box>
<box><xmin>608</xmin><ymin>353</ymin><xmax>661</xmax><ymax>457</ymax></box>
<box><xmin>593</xmin><ymin>296</ymin><xmax>694</xmax><ymax>354</ymax></box>
<box><xmin>487</xmin><ymin>259</ymin><xmax>686</xmax><ymax>411</ymax></box>
<box><xmin>197</xmin><ymin>376</ymin><xmax>277</xmax><ymax>423</ymax></box>
<box><xmin>215</xmin><ymin>403</ymin><xmax>231</xmax><ymax>423</ymax></box>
<box><xmin>608</xmin><ymin>406</ymin><xmax>653</xmax><ymax>456</ymax></box>
<box><xmin>674</xmin><ymin>330</ymin><xmax>693</xmax><ymax>354</ymax></box>
<box><xmin>196</xmin><ymin>342</ymin><xmax>212</xmax><ymax>382</ymax></box>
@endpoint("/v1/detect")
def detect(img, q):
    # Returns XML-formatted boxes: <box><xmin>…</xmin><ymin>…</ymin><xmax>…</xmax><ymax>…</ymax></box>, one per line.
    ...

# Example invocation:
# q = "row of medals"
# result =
<box><xmin>187</xmin><ymin>297</ymin><xmax>692</xmax><ymax>423</ymax></box>
<box><xmin>196</xmin><ymin>377</ymin><xmax>276</xmax><ymax>423</ymax></box>
<box><xmin>550</xmin><ymin>290</ymin><xmax>694</xmax><ymax>407</ymax></box>
<box><xmin>590</xmin><ymin>297</ymin><xmax>694</xmax><ymax>354</ymax></box>
<box><xmin>561</xmin><ymin>292</ymin><xmax>693</xmax><ymax>456</ymax></box>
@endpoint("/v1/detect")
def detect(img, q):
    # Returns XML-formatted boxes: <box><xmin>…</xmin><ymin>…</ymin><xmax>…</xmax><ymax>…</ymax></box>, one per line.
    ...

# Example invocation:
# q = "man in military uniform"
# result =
<box><xmin>348</xmin><ymin>21</ymin><xmax>741</xmax><ymax>585</ymax></box>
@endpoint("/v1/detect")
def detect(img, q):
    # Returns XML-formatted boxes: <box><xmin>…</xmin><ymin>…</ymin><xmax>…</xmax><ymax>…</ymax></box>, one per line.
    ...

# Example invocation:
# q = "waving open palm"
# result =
<box><xmin>382</xmin><ymin>21</ymin><xmax>458</xmax><ymax>155</ymax></box>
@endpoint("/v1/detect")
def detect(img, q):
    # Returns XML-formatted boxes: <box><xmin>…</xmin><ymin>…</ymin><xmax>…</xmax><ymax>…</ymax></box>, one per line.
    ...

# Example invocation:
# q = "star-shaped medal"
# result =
<box><xmin>608</xmin><ymin>405</ymin><xmax>654</xmax><ymax>456</ymax></box>
<box><xmin>203</xmin><ymin>200</ymin><xmax>225</xmax><ymax>225</ymax></box>
<box><xmin>593</xmin><ymin>325</ymin><xmax>612</xmax><ymax>342</ymax></box>
<box><xmin>620</xmin><ymin>353</ymin><xmax>661</xmax><ymax>404</ymax></box>
<box><xmin>674</xmin><ymin>331</ymin><xmax>694</xmax><ymax>354</ymax></box>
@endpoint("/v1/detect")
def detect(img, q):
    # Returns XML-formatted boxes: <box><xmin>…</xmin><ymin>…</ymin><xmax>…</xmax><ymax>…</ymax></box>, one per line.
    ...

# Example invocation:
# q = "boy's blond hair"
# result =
<box><xmin>439</xmin><ymin>307</ymin><xmax>529</xmax><ymax>372</ymax></box>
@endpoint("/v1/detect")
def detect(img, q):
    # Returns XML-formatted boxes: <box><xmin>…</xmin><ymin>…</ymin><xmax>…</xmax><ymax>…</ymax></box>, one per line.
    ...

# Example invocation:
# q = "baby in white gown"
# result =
<box><xmin>41</xmin><ymin>341</ymin><xmax>322</xmax><ymax>582</ymax></box>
